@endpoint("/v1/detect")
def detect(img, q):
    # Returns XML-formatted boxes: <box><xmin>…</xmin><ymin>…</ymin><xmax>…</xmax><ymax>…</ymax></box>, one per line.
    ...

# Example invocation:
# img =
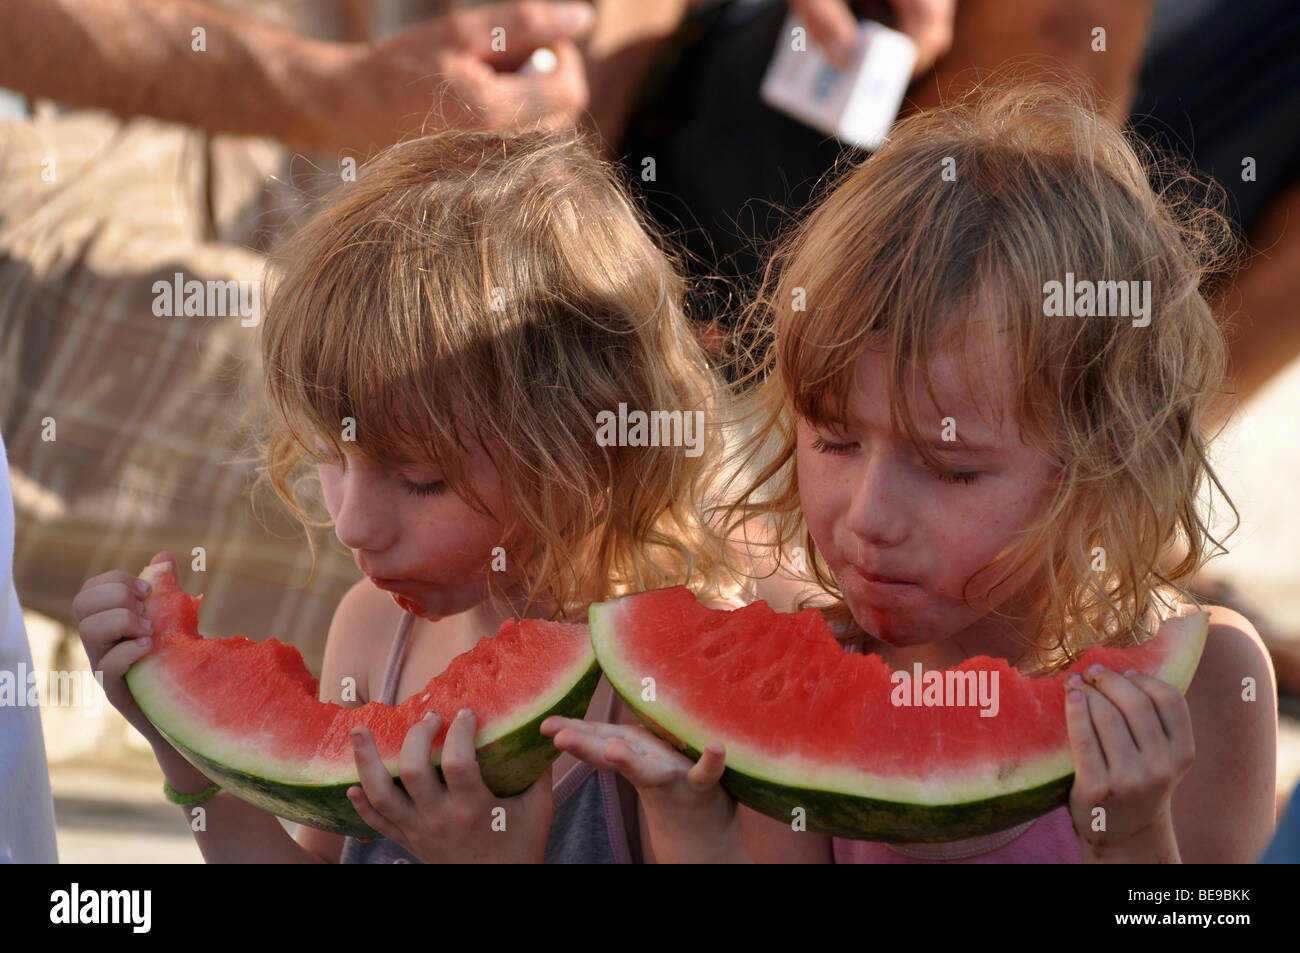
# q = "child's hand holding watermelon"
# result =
<box><xmin>348</xmin><ymin>710</ymin><xmax>556</xmax><ymax>862</ymax></box>
<box><xmin>72</xmin><ymin>551</ymin><xmax>183</xmax><ymax>749</ymax></box>
<box><xmin>1064</xmin><ymin>664</ymin><xmax>1196</xmax><ymax>863</ymax></box>
<box><xmin>542</xmin><ymin>716</ymin><xmax>748</xmax><ymax>863</ymax></box>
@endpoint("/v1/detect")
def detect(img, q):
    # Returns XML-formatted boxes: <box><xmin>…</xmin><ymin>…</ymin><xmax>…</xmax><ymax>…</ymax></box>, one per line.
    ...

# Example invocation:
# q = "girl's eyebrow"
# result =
<box><xmin>923</xmin><ymin>435</ymin><xmax>998</xmax><ymax>453</ymax></box>
<box><xmin>840</xmin><ymin>407</ymin><xmax>999</xmax><ymax>453</ymax></box>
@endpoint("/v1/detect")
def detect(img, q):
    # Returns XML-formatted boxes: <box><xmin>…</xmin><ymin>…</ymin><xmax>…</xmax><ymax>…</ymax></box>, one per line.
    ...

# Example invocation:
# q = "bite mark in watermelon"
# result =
<box><xmin>126</xmin><ymin>563</ymin><xmax>600</xmax><ymax>838</ymax></box>
<box><xmin>589</xmin><ymin>587</ymin><xmax>1208</xmax><ymax>843</ymax></box>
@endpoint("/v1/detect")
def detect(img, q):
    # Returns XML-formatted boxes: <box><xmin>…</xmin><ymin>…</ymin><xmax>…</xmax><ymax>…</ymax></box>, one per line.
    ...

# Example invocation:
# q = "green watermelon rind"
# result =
<box><xmin>603</xmin><ymin>674</ymin><xmax>1076</xmax><ymax>842</ymax></box>
<box><xmin>128</xmin><ymin>629</ymin><xmax>598</xmax><ymax>785</ymax></box>
<box><xmin>126</xmin><ymin>561</ymin><xmax>604</xmax><ymax>838</ymax></box>
<box><xmin>145</xmin><ymin>656</ymin><xmax>602</xmax><ymax>839</ymax></box>
<box><xmin>589</xmin><ymin>594</ymin><xmax>1209</xmax><ymax>844</ymax></box>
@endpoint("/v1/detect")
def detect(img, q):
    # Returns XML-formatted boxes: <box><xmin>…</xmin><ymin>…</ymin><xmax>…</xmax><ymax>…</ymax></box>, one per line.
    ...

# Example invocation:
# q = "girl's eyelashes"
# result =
<box><xmin>810</xmin><ymin>433</ymin><xmax>980</xmax><ymax>484</ymax></box>
<box><xmin>810</xmin><ymin>435</ymin><xmax>856</xmax><ymax>455</ymax></box>
<box><xmin>403</xmin><ymin>478</ymin><xmax>447</xmax><ymax>498</ymax></box>
<box><xmin>316</xmin><ymin>446</ymin><xmax>446</xmax><ymax>497</ymax></box>
<box><xmin>927</xmin><ymin>465</ymin><xmax>980</xmax><ymax>486</ymax></box>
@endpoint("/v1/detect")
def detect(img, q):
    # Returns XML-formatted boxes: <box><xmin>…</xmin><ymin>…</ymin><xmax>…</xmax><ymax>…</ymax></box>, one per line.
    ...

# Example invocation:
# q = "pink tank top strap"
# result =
<box><xmin>377</xmin><ymin>610</ymin><xmax>417</xmax><ymax>706</ymax></box>
<box><xmin>375</xmin><ymin>612</ymin><xmax>634</xmax><ymax>860</ymax></box>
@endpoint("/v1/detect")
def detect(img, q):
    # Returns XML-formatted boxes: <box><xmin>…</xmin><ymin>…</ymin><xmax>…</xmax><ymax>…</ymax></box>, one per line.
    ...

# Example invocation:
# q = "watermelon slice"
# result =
<box><xmin>126</xmin><ymin>563</ymin><xmax>601</xmax><ymax>837</ymax></box>
<box><xmin>589</xmin><ymin>587</ymin><xmax>1209</xmax><ymax>843</ymax></box>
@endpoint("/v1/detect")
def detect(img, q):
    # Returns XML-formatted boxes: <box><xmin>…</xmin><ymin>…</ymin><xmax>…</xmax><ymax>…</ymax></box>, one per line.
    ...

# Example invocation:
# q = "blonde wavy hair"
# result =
<box><xmin>722</xmin><ymin>82</ymin><xmax>1240</xmax><ymax>670</ymax></box>
<box><xmin>251</xmin><ymin>126</ymin><xmax>735</xmax><ymax>620</ymax></box>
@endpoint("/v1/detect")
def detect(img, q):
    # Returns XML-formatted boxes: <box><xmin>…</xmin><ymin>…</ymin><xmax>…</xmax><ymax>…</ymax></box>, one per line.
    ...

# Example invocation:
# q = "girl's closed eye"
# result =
<box><xmin>926</xmin><ymin>465</ymin><xmax>980</xmax><ymax>486</ymax></box>
<box><xmin>810</xmin><ymin>435</ymin><xmax>856</xmax><ymax>455</ymax></box>
<box><xmin>812</xmin><ymin>433</ymin><xmax>979</xmax><ymax>485</ymax></box>
<box><xmin>402</xmin><ymin>478</ymin><xmax>447</xmax><ymax>498</ymax></box>
<box><xmin>316</xmin><ymin>443</ymin><xmax>446</xmax><ymax>497</ymax></box>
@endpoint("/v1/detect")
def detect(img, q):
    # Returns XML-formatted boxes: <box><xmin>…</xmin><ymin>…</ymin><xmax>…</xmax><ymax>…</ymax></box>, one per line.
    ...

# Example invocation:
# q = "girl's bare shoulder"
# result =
<box><xmin>1162</xmin><ymin>602</ymin><xmax>1274</xmax><ymax>699</ymax></box>
<box><xmin>1168</xmin><ymin>602</ymin><xmax>1277</xmax><ymax>861</ymax></box>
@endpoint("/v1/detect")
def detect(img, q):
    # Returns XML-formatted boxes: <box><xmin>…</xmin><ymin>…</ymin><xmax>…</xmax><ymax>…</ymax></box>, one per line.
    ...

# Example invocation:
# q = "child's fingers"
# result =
<box><xmin>1064</xmin><ymin>677</ymin><xmax>1109</xmax><ymax>782</ymax></box>
<box><xmin>552</xmin><ymin>720</ymin><xmax>685</xmax><ymax>765</ymax></box>
<box><xmin>542</xmin><ymin>715</ymin><xmax>609</xmax><ymax>737</ymax></box>
<box><xmin>547</xmin><ymin>718</ymin><xmax>654</xmax><ymax>751</ymax></box>
<box><xmin>550</xmin><ymin>725</ymin><xmax>626</xmax><ymax>772</ymax></box>
<box><xmin>77</xmin><ymin>606</ymin><xmax>152</xmax><ymax>658</ymax></box>
<box><xmin>544</xmin><ymin>716</ymin><xmax>651</xmax><ymax>742</ymax></box>
<box><xmin>397</xmin><ymin>712</ymin><xmax>446</xmax><ymax>812</ymax></box>
<box><xmin>74</xmin><ymin>571</ymin><xmax>149</xmax><ymax>608</ymax></box>
<box><xmin>684</xmin><ymin>741</ymin><xmax>727</xmax><ymax>792</ymax></box>
<box><xmin>1082</xmin><ymin>665</ymin><xmax>1167</xmax><ymax>754</ymax></box>
<box><xmin>349</xmin><ymin>725</ymin><xmax>416</xmax><ymax>828</ymax></box>
<box><xmin>513</xmin><ymin>764</ymin><xmax>556</xmax><ymax>818</ymax></box>
<box><xmin>1076</xmin><ymin>683</ymin><xmax>1144</xmax><ymax>779</ymax></box>
<box><xmin>1124</xmin><ymin>673</ymin><xmax>1196</xmax><ymax>769</ymax></box>
<box><xmin>439</xmin><ymin>708</ymin><xmax>491</xmax><ymax>802</ymax></box>
<box><xmin>539</xmin><ymin>715</ymin><xmax>572</xmax><ymax>737</ymax></box>
<box><xmin>602</xmin><ymin>739</ymin><xmax>677</xmax><ymax>789</ymax></box>
<box><xmin>346</xmin><ymin>785</ymin><xmax>404</xmax><ymax>843</ymax></box>
<box><xmin>97</xmin><ymin>635</ymin><xmax>154</xmax><ymax>684</ymax></box>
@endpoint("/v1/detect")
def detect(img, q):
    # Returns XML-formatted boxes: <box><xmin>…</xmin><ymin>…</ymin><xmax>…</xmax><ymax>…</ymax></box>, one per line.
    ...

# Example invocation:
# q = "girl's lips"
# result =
<box><xmin>844</xmin><ymin>564</ymin><xmax>921</xmax><ymax>589</ymax></box>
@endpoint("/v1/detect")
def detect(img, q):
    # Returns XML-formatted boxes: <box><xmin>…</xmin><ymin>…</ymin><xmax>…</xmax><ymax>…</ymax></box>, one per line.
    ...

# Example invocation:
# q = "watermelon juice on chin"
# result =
<box><xmin>369</xmin><ymin>577</ymin><xmax>427</xmax><ymax>618</ymax></box>
<box><xmin>392</xmin><ymin>595</ymin><xmax>426</xmax><ymax>617</ymax></box>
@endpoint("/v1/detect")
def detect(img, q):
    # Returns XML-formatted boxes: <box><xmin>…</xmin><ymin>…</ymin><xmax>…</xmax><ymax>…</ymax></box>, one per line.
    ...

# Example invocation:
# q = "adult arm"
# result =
<box><xmin>0</xmin><ymin>0</ymin><xmax>594</xmax><ymax>154</ymax></box>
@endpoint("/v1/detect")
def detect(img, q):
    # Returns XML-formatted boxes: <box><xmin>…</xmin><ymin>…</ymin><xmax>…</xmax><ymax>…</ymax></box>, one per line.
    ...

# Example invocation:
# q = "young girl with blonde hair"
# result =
<box><xmin>547</xmin><ymin>83</ymin><xmax>1279</xmax><ymax>863</ymax></box>
<box><xmin>76</xmin><ymin>125</ymin><xmax>736</xmax><ymax>863</ymax></box>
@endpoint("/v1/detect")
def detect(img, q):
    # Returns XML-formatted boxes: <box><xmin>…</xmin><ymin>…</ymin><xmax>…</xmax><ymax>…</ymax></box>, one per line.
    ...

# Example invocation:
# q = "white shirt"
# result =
<box><xmin>0</xmin><ymin>427</ymin><xmax>59</xmax><ymax>863</ymax></box>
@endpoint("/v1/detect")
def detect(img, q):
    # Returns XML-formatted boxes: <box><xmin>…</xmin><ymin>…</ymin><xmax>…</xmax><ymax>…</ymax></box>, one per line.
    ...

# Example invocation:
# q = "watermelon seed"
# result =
<box><xmin>724</xmin><ymin>662</ymin><xmax>751</xmax><ymax>684</ymax></box>
<box><xmin>701</xmin><ymin>636</ymin><xmax>735</xmax><ymax>660</ymax></box>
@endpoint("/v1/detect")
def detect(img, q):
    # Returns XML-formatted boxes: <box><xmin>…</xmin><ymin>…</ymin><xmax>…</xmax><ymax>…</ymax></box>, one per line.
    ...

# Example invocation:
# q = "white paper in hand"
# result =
<box><xmin>760</xmin><ymin>13</ymin><xmax>916</xmax><ymax>151</ymax></box>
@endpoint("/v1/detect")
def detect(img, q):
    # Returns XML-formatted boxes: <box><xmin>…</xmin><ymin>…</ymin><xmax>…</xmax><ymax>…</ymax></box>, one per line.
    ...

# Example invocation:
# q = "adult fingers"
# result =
<box><xmin>790</xmin><ymin>0</ymin><xmax>858</xmax><ymax>67</ymax></box>
<box><xmin>482</xmin><ymin>38</ymin><xmax>588</xmax><ymax>132</ymax></box>
<box><xmin>889</xmin><ymin>0</ymin><xmax>955</xmax><ymax>78</ymax></box>
<box><xmin>456</xmin><ymin>0</ymin><xmax>596</xmax><ymax>65</ymax></box>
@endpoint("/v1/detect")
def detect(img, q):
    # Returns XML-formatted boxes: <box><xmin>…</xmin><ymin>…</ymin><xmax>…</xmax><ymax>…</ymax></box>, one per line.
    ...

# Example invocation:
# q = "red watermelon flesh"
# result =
<box><xmin>589</xmin><ymin>587</ymin><xmax>1208</xmax><ymax>842</ymax></box>
<box><xmin>127</xmin><ymin>563</ymin><xmax>600</xmax><ymax>837</ymax></box>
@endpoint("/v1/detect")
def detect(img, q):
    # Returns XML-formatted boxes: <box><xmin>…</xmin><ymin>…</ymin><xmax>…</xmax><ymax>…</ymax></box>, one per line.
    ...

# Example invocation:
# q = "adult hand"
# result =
<box><xmin>318</xmin><ymin>0</ymin><xmax>596</xmax><ymax>152</ymax></box>
<box><xmin>788</xmin><ymin>0</ymin><xmax>955</xmax><ymax>77</ymax></box>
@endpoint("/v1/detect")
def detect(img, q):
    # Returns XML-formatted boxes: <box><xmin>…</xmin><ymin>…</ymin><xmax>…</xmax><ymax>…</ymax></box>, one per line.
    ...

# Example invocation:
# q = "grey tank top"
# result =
<box><xmin>339</xmin><ymin>610</ymin><xmax>635</xmax><ymax>863</ymax></box>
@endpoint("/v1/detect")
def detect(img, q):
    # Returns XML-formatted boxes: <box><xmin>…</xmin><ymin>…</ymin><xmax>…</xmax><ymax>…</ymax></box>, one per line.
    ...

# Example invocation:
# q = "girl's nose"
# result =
<box><xmin>330</xmin><ymin>462</ymin><xmax>398</xmax><ymax>556</ymax></box>
<box><xmin>840</xmin><ymin>452</ymin><xmax>910</xmax><ymax>549</ymax></box>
